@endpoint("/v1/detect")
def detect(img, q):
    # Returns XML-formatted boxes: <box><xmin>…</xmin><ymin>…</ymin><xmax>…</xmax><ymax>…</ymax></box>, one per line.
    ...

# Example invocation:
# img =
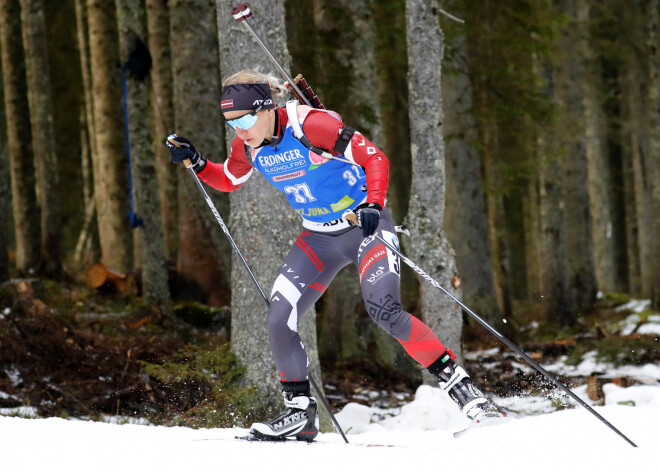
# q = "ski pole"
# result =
<box><xmin>169</xmin><ymin>139</ymin><xmax>349</xmax><ymax>443</ymax></box>
<box><xmin>344</xmin><ymin>214</ymin><xmax>637</xmax><ymax>448</ymax></box>
<box><xmin>231</xmin><ymin>3</ymin><xmax>311</xmax><ymax>107</ymax></box>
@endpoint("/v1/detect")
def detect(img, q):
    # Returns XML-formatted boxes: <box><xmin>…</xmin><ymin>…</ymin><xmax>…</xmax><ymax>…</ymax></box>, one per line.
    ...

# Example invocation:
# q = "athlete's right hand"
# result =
<box><xmin>166</xmin><ymin>134</ymin><xmax>207</xmax><ymax>173</ymax></box>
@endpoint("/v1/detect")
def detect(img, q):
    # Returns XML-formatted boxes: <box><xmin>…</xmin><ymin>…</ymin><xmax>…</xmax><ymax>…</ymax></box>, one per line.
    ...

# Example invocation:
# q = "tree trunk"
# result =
<box><xmin>20</xmin><ymin>0</ymin><xmax>61</xmax><ymax>279</ymax></box>
<box><xmin>584</xmin><ymin>4</ymin><xmax>618</xmax><ymax>294</ymax></box>
<box><xmin>146</xmin><ymin>0</ymin><xmax>178</xmax><ymax>262</ymax></box>
<box><xmin>556</xmin><ymin>0</ymin><xmax>597</xmax><ymax>314</ymax></box>
<box><xmin>442</xmin><ymin>19</ymin><xmax>501</xmax><ymax>331</ymax></box>
<box><xmin>538</xmin><ymin>56</ymin><xmax>571</xmax><ymax>326</ymax></box>
<box><xmin>621</xmin><ymin>1</ymin><xmax>655</xmax><ymax>299</ymax></box>
<box><xmin>87</xmin><ymin>0</ymin><xmax>132</xmax><ymax>273</ymax></box>
<box><xmin>539</xmin><ymin>144</ymin><xmax>571</xmax><ymax>326</ymax></box>
<box><xmin>463</xmin><ymin>3</ymin><xmax>513</xmax><ymax>319</ymax></box>
<box><xmin>73</xmin><ymin>0</ymin><xmax>100</xmax><ymax>269</ymax></box>
<box><xmin>311</xmin><ymin>0</ymin><xmax>384</xmax><ymax>146</ymax></box>
<box><xmin>647</xmin><ymin>0</ymin><xmax>660</xmax><ymax>309</ymax></box>
<box><xmin>0</xmin><ymin>72</ymin><xmax>10</xmax><ymax>281</ymax></box>
<box><xmin>169</xmin><ymin>0</ymin><xmax>231</xmax><ymax>307</ymax></box>
<box><xmin>116</xmin><ymin>0</ymin><xmax>172</xmax><ymax>319</ymax></box>
<box><xmin>0</xmin><ymin>0</ymin><xmax>40</xmax><ymax>274</ymax></box>
<box><xmin>216</xmin><ymin>0</ymin><xmax>326</xmax><ymax>419</ymax></box>
<box><xmin>372</xmin><ymin>0</ymin><xmax>411</xmax><ymax>224</ymax></box>
<box><xmin>590</xmin><ymin>3</ymin><xmax>630</xmax><ymax>293</ymax></box>
<box><xmin>405</xmin><ymin>0</ymin><xmax>463</xmax><ymax>381</ymax></box>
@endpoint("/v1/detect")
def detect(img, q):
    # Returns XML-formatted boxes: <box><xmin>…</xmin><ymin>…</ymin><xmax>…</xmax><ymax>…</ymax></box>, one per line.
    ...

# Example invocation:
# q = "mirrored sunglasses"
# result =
<box><xmin>225</xmin><ymin>110</ymin><xmax>259</xmax><ymax>131</ymax></box>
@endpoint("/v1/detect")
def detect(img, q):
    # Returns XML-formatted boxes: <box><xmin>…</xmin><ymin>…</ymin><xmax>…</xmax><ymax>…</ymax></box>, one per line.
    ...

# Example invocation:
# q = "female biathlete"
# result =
<box><xmin>167</xmin><ymin>70</ymin><xmax>505</xmax><ymax>441</ymax></box>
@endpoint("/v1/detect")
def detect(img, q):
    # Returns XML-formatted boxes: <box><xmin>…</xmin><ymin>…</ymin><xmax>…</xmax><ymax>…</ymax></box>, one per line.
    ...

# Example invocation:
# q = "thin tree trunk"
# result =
<box><xmin>621</xmin><ymin>85</ymin><xmax>642</xmax><ymax>295</ymax></box>
<box><xmin>584</xmin><ymin>4</ymin><xmax>618</xmax><ymax>294</ymax></box>
<box><xmin>539</xmin><ymin>139</ymin><xmax>571</xmax><ymax>326</ymax></box>
<box><xmin>73</xmin><ymin>0</ymin><xmax>100</xmax><ymax>269</ymax></box>
<box><xmin>116</xmin><ymin>0</ymin><xmax>172</xmax><ymax>319</ymax></box>
<box><xmin>216</xmin><ymin>0</ymin><xmax>326</xmax><ymax>420</ymax></box>
<box><xmin>621</xmin><ymin>1</ymin><xmax>654</xmax><ymax>299</ymax></box>
<box><xmin>0</xmin><ymin>0</ymin><xmax>40</xmax><ymax>274</ymax></box>
<box><xmin>87</xmin><ymin>0</ymin><xmax>132</xmax><ymax>273</ymax></box>
<box><xmin>20</xmin><ymin>0</ymin><xmax>61</xmax><ymax>279</ymax></box>
<box><xmin>405</xmin><ymin>0</ymin><xmax>463</xmax><ymax>381</ymax></box>
<box><xmin>647</xmin><ymin>0</ymin><xmax>660</xmax><ymax>309</ymax></box>
<box><xmin>0</xmin><ymin>72</ymin><xmax>10</xmax><ymax>281</ymax></box>
<box><xmin>146</xmin><ymin>0</ymin><xmax>177</xmax><ymax>262</ymax></box>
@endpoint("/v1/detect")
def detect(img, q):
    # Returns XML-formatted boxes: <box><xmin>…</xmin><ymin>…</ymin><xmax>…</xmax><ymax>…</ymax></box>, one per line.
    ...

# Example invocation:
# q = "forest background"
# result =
<box><xmin>1</xmin><ymin>0</ymin><xmax>659</xmax><ymax>423</ymax></box>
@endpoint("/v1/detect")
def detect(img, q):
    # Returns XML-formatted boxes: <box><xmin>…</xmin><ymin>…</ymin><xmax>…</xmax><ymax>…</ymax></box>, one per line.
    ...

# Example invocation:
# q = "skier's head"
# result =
<box><xmin>221</xmin><ymin>69</ymin><xmax>288</xmax><ymax>146</ymax></box>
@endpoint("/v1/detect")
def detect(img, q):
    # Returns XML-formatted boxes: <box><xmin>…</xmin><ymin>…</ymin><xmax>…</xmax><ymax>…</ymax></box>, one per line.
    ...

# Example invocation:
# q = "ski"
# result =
<box><xmin>235</xmin><ymin>435</ymin><xmax>398</xmax><ymax>448</ymax></box>
<box><xmin>453</xmin><ymin>415</ymin><xmax>511</xmax><ymax>439</ymax></box>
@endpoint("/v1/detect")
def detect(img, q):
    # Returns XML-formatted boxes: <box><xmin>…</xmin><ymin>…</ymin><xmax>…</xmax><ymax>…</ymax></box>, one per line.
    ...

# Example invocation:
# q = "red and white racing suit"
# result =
<box><xmin>197</xmin><ymin>107</ymin><xmax>455</xmax><ymax>384</ymax></box>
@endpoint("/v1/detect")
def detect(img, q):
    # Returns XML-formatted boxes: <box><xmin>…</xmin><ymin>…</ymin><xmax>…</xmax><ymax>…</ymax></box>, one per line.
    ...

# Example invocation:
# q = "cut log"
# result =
<box><xmin>85</xmin><ymin>263</ymin><xmax>131</xmax><ymax>292</ymax></box>
<box><xmin>587</xmin><ymin>374</ymin><xmax>635</xmax><ymax>403</ymax></box>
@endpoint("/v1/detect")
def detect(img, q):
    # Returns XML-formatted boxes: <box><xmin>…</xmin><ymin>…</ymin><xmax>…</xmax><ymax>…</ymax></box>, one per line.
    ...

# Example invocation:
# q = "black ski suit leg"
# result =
<box><xmin>354</xmin><ymin>210</ymin><xmax>411</xmax><ymax>338</ymax></box>
<box><xmin>354</xmin><ymin>209</ymin><xmax>452</xmax><ymax>368</ymax></box>
<box><xmin>268</xmin><ymin>230</ymin><xmax>349</xmax><ymax>383</ymax></box>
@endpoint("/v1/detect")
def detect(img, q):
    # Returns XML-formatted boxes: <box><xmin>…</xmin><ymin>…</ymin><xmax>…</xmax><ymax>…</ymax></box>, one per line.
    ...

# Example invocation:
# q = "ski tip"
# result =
<box><xmin>453</xmin><ymin>415</ymin><xmax>512</xmax><ymax>439</ymax></box>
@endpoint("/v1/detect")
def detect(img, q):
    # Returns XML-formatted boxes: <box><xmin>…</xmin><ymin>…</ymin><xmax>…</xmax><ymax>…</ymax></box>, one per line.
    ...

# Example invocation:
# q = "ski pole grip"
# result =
<box><xmin>167</xmin><ymin>137</ymin><xmax>193</xmax><ymax>168</ymax></box>
<box><xmin>232</xmin><ymin>3</ymin><xmax>253</xmax><ymax>21</ymax></box>
<box><xmin>344</xmin><ymin>212</ymin><xmax>358</xmax><ymax>227</ymax></box>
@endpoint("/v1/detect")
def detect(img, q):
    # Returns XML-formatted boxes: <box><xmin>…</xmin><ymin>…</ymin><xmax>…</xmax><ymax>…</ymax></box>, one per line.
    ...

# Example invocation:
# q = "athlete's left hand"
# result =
<box><xmin>353</xmin><ymin>202</ymin><xmax>382</xmax><ymax>237</ymax></box>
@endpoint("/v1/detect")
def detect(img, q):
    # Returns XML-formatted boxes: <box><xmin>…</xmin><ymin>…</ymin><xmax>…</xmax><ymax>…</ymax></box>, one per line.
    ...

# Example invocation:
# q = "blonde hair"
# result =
<box><xmin>222</xmin><ymin>69</ymin><xmax>290</xmax><ymax>106</ymax></box>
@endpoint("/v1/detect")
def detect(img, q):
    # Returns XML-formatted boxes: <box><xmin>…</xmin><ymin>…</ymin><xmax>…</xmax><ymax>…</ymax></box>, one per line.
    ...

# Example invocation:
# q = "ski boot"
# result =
<box><xmin>249</xmin><ymin>389</ymin><xmax>319</xmax><ymax>442</ymax></box>
<box><xmin>436</xmin><ymin>358</ymin><xmax>509</xmax><ymax>429</ymax></box>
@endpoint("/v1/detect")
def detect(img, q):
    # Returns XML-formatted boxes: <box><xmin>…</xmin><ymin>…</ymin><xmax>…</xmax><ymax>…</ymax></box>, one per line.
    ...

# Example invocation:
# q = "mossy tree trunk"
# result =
<box><xmin>20</xmin><ymin>0</ymin><xmax>61</xmax><ymax>279</ymax></box>
<box><xmin>0</xmin><ymin>0</ymin><xmax>40</xmax><ymax>275</ymax></box>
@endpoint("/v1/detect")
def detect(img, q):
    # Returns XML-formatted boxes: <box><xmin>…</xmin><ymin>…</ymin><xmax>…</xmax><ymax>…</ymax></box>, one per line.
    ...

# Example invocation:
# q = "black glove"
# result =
<box><xmin>353</xmin><ymin>202</ymin><xmax>382</xmax><ymax>237</ymax></box>
<box><xmin>166</xmin><ymin>134</ymin><xmax>207</xmax><ymax>173</ymax></box>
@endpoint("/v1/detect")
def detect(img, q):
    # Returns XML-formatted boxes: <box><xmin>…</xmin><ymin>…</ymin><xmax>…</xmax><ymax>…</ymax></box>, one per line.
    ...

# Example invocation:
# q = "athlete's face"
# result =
<box><xmin>223</xmin><ymin>109</ymin><xmax>274</xmax><ymax>146</ymax></box>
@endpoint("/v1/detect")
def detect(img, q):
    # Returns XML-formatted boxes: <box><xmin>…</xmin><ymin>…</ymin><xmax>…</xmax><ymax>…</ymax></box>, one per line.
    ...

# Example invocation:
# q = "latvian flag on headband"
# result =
<box><xmin>221</xmin><ymin>100</ymin><xmax>233</xmax><ymax>109</ymax></box>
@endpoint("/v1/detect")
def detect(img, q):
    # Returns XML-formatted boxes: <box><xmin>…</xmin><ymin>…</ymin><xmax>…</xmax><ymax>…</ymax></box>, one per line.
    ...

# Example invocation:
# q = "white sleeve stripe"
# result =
<box><xmin>223</xmin><ymin>161</ymin><xmax>253</xmax><ymax>185</ymax></box>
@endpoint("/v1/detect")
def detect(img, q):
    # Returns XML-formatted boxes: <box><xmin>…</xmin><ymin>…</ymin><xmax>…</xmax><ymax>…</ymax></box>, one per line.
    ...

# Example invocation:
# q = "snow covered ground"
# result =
<box><xmin>1</xmin><ymin>382</ymin><xmax>658</xmax><ymax>470</ymax></box>
<box><xmin>2</xmin><ymin>304</ymin><xmax>658</xmax><ymax>470</ymax></box>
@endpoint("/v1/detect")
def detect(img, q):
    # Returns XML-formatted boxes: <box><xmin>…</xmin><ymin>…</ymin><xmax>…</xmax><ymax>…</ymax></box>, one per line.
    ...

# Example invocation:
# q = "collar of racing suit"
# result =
<box><xmin>255</xmin><ymin>107</ymin><xmax>287</xmax><ymax>149</ymax></box>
